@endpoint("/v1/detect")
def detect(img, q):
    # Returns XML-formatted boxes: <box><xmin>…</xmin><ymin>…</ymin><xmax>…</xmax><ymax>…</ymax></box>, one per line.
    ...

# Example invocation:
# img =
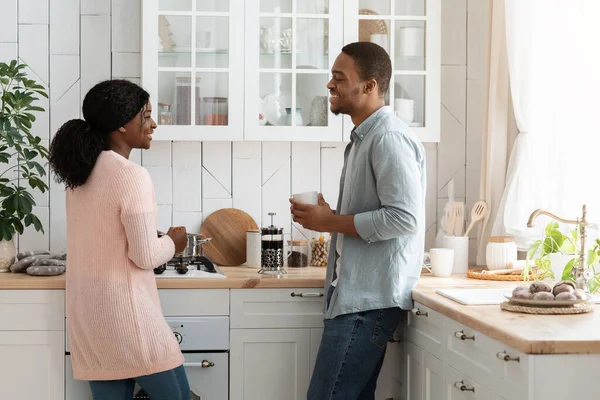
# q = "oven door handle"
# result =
<box><xmin>183</xmin><ymin>360</ymin><xmax>215</xmax><ymax>368</ymax></box>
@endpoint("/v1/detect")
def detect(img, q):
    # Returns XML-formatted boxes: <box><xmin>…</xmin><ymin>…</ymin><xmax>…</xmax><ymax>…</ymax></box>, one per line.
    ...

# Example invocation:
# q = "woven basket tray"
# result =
<box><xmin>467</xmin><ymin>268</ymin><xmax>541</xmax><ymax>281</ymax></box>
<box><xmin>500</xmin><ymin>301</ymin><xmax>594</xmax><ymax>315</ymax></box>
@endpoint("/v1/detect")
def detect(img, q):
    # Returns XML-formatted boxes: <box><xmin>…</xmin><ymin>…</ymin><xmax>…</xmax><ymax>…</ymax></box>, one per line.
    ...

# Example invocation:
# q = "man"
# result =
<box><xmin>290</xmin><ymin>42</ymin><xmax>426</xmax><ymax>400</ymax></box>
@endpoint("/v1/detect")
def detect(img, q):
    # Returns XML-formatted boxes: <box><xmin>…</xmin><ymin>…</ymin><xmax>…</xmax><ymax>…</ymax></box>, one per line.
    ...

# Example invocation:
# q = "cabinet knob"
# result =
<box><xmin>496</xmin><ymin>351</ymin><xmax>520</xmax><ymax>362</ymax></box>
<box><xmin>290</xmin><ymin>292</ymin><xmax>324</xmax><ymax>298</ymax></box>
<box><xmin>201</xmin><ymin>360</ymin><xmax>215</xmax><ymax>368</ymax></box>
<box><xmin>454</xmin><ymin>380</ymin><xmax>475</xmax><ymax>392</ymax></box>
<box><xmin>411</xmin><ymin>308</ymin><xmax>428</xmax><ymax>317</ymax></box>
<box><xmin>454</xmin><ymin>330</ymin><xmax>475</xmax><ymax>341</ymax></box>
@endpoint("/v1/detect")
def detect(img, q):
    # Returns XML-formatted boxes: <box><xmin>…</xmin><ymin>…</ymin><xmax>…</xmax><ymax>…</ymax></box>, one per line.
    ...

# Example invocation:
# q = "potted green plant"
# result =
<box><xmin>560</xmin><ymin>238</ymin><xmax>600</xmax><ymax>293</ymax></box>
<box><xmin>0</xmin><ymin>61</ymin><xmax>49</xmax><ymax>271</ymax></box>
<box><xmin>524</xmin><ymin>221</ymin><xmax>579</xmax><ymax>280</ymax></box>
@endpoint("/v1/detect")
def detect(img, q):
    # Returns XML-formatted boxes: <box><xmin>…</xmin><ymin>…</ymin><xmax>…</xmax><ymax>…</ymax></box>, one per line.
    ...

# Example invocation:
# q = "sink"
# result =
<box><xmin>154</xmin><ymin>267</ymin><xmax>226</xmax><ymax>279</ymax></box>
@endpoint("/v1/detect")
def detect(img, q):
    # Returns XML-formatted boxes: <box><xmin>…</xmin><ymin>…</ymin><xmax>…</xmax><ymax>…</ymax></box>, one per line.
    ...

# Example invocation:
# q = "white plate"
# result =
<box><xmin>503</xmin><ymin>294</ymin><xmax>592</xmax><ymax>307</ymax></box>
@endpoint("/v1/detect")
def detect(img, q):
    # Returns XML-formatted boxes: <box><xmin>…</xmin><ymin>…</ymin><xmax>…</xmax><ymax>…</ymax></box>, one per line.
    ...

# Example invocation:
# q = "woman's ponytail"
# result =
<box><xmin>49</xmin><ymin>119</ymin><xmax>108</xmax><ymax>190</ymax></box>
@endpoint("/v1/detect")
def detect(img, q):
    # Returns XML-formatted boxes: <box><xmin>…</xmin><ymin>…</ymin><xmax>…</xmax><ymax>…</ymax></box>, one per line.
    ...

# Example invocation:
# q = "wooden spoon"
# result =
<box><xmin>464</xmin><ymin>201</ymin><xmax>489</xmax><ymax>236</ymax></box>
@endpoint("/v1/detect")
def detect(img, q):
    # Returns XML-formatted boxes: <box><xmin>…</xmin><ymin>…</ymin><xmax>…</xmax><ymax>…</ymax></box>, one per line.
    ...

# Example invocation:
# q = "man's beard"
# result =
<box><xmin>331</xmin><ymin>86</ymin><xmax>360</xmax><ymax>116</ymax></box>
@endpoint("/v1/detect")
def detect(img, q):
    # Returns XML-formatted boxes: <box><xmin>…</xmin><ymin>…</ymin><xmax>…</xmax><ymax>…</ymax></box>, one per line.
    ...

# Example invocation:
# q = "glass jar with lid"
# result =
<box><xmin>287</xmin><ymin>240</ymin><xmax>309</xmax><ymax>268</ymax></box>
<box><xmin>158</xmin><ymin>102</ymin><xmax>173</xmax><ymax>125</ymax></box>
<box><xmin>486</xmin><ymin>236</ymin><xmax>517</xmax><ymax>270</ymax></box>
<box><xmin>310</xmin><ymin>234</ymin><xmax>329</xmax><ymax>267</ymax></box>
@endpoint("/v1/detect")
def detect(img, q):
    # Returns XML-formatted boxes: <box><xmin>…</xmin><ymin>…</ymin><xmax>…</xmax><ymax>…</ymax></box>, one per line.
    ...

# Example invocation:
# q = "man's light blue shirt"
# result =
<box><xmin>325</xmin><ymin>106</ymin><xmax>426</xmax><ymax>319</ymax></box>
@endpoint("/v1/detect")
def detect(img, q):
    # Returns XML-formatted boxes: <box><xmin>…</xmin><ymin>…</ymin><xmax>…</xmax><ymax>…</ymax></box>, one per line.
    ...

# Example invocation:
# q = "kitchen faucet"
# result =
<box><xmin>526</xmin><ymin>205</ymin><xmax>591</xmax><ymax>291</ymax></box>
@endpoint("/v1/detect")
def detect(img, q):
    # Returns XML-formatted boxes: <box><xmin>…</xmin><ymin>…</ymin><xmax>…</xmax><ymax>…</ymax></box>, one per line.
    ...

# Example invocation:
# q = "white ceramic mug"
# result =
<box><xmin>423</xmin><ymin>248</ymin><xmax>454</xmax><ymax>277</ymax></box>
<box><xmin>292</xmin><ymin>191</ymin><xmax>318</xmax><ymax>205</ymax></box>
<box><xmin>442</xmin><ymin>235</ymin><xmax>469</xmax><ymax>274</ymax></box>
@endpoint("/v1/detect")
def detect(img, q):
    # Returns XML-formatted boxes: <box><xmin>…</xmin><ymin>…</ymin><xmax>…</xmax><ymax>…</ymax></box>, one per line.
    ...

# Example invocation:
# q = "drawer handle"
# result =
<box><xmin>183</xmin><ymin>360</ymin><xmax>215</xmax><ymax>368</ymax></box>
<box><xmin>290</xmin><ymin>292</ymin><xmax>324</xmax><ymax>298</ymax></box>
<box><xmin>454</xmin><ymin>330</ymin><xmax>475</xmax><ymax>341</ymax></box>
<box><xmin>497</xmin><ymin>351</ymin><xmax>520</xmax><ymax>362</ymax></box>
<box><xmin>411</xmin><ymin>308</ymin><xmax>428</xmax><ymax>317</ymax></box>
<box><xmin>454</xmin><ymin>380</ymin><xmax>475</xmax><ymax>392</ymax></box>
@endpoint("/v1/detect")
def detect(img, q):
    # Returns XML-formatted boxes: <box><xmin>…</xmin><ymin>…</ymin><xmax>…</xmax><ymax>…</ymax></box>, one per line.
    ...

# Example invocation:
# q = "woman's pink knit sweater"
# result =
<box><xmin>65</xmin><ymin>151</ymin><xmax>183</xmax><ymax>380</ymax></box>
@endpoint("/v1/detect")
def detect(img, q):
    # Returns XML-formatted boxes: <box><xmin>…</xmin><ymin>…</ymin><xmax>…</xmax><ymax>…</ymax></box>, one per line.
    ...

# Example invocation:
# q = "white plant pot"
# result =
<box><xmin>0</xmin><ymin>237</ymin><xmax>16</xmax><ymax>272</ymax></box>
<box><xmin>547</xmin><ymin>253</ymin><xmax>577</xmax><ymax>281</ymax></box>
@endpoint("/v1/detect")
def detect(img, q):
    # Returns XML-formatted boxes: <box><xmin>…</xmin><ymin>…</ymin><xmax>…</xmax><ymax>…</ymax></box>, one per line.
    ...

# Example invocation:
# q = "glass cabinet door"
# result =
<box><xmin>344</xmin><ymin>0</ymin><xmax>440</xmax><ymax>142</ymax></box>
<box><xmin>142</xmin><ymin>0</ymin><xmax>244</xmax><ymax>140</ymax></box>
<box><xmin>245</xmin><ymin>0</ymin><xmax>344</xmax><ymax>141</ymax></box>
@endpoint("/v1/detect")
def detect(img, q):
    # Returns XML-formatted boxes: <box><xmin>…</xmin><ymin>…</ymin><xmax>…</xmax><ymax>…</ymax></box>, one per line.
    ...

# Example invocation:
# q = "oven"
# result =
<box><xmin>65</xmin><ymin>316</ymin><xmax>229</xmax><ymax>399</ymax></box>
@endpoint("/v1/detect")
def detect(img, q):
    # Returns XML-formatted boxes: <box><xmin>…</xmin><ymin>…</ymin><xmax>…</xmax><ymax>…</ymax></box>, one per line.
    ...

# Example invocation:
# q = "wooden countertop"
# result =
<box><xmin>0</xmin><ymin>266</ymin><xmax>327</xmax><ymax>290</ymax></box>
<box><xmin>413</xmin><ymin>273</ymin><xmax>600</xmax><ymax>354</ymax></box>
<box><xmin>4</xmin><ymin>267</ymin><xmax>600</xmax><ymax>354</ymax></box>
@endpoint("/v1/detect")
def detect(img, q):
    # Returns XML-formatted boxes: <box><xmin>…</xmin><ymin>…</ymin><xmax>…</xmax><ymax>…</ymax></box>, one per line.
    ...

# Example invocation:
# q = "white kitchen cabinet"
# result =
<box><xmin>230</xmin><ymin>288</ymin><xmax>325</xmax><ymax>400</ymax></box>
<box><xmin>423</xmin><ymin>350</ymin><xmax>444</xmax><ymax>400</ymax></box>
<box><xmin>0</xmin><ymin>290</ymin><xmax>65</xmax><ymax>400</ymax></box>
<box><xmin>141</xmin><ymin>0</ymin><xmax>245</xmax><ymax>140</ymax></box>
<box><xmin>444</xmin><ymin>364</ymin><xmax>502</xmax><ymax>400</ymax></box>
<box><xmin>0</xmin><ymin>331</ymin><xmax>64</xmax><ymax>400</ymax></box>
<box><xmin>405</xmin><ymin>340</ymin><xmax>424</xmax><ymax>400</ymax></box>
<box><xmin>374</xmin><ymin>339</ymin><xmax>405</xmax><ymax>400</ymax></box>
<box><xmin>142</xmin><ymin>0</ymin><xmax>442</xmax><ymax>142</ymax></box>
<box><xmin>343</xmin><ymin>0</ymin><xmax>441</xmax><ymax>142</ymax></box>
<box><xmin>309</xmin><ymin>327</ymin><xmax>323</xmax><ymax>376</ymax></box>
<box><xmin>230</xmin><ymin>328</ymin><xmax>311</xmax><ymax>400</ymax></box>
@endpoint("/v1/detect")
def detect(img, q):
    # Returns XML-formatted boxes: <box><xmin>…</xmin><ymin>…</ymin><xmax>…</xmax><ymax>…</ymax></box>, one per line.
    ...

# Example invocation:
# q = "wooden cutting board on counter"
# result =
<box><xmin>200</xmin><ymin>208</ymin><xmax>259</xmax><ymax>266</ymax></box>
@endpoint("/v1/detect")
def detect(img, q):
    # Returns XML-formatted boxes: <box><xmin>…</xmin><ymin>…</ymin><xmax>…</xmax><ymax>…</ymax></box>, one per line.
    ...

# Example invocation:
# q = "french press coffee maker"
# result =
<box><xmin>258</xmin><ymin>212</ymin><xmax>287</xmax><ymax>274</ymax></box>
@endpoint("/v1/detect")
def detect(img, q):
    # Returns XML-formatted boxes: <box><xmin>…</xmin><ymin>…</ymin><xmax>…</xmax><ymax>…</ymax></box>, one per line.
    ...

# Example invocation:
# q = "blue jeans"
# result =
<box><xmin>89</xmin><ymin>364</ymin><xmax>190</xmax><ymax>400</ymax></box>
<box><xmin>307</xmin><ymin>286</ymin><xmax>404</xmax><ymax>400</ymax></box>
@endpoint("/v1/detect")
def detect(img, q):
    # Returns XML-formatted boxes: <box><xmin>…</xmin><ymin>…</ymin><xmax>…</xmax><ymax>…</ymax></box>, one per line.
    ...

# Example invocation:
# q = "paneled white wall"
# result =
<box><xmin>3</xmin><ymin>0</ymin><xmax>490</xmax><ymax>265</ymax></box>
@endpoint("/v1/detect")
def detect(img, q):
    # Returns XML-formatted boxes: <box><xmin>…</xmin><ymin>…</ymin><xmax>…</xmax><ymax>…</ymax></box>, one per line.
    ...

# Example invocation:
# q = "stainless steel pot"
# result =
<box><xmin>176</xmin><ymin>233</ymin><xmax>212</xmax><ymax>258</ymax></box>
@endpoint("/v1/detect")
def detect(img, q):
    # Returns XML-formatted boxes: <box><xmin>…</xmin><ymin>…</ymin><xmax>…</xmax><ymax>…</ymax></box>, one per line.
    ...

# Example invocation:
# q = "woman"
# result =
<box><xmin>49</xmin><ymin>79</ymin><xmax>190</xmax><ymax>399</ymax></box>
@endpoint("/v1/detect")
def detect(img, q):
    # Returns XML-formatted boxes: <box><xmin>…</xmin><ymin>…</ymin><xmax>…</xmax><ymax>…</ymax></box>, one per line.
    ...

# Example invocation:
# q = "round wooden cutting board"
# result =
<box><xmin>200</xmin><ymin>208</ymin><xmax>259</xmax><ymax>266</ymax></box>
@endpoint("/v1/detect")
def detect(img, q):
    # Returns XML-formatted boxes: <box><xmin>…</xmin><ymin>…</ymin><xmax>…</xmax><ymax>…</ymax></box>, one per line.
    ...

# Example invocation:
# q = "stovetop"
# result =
<box><xmin>154</xmin><ymin>255</ymin><xmax>226</xmax><ymax>278</ymax></box>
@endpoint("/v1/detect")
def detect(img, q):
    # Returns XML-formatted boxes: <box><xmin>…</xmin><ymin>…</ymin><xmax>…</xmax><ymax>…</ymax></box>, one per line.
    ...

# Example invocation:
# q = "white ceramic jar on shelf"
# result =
<box><xmin>486</xmin><ymin>236</ymin><xmax>518</xmax><ymax>270</ymax></box>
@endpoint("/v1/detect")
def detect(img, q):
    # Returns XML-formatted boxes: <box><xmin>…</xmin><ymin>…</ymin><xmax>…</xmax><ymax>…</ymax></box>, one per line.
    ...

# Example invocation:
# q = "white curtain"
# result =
<box><xmin>490</xmin><ymin>0</ymin><xmax>600</xmax><ymax>247</ymax></box>
<box><xmin>476</xmin><ymin>0</ymin><xmax>514</xmax><ymax>264</ymax></box>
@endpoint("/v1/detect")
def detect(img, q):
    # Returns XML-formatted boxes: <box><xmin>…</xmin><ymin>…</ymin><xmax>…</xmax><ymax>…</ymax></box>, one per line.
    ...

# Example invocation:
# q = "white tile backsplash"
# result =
<box><xmin>156</xmin><ymin>205</ymin><xmax>173</xmax><ymax>233</ymax></box>
<box><xmin>0</xmin><ymin>43</ymin><xmax>17</xmax><ymax>63</ymax></box>
<box><xmin>112</xmin><ymin>0</ymin><xmax>141</xmax><ymax>53</ymax></box>
<box><xmin>112</xmin><ymin>52</ymin><xmax>141</xmax><ymax>78</ymax></box>
<box><xmin>145</xmin><ymin>166</ymin><xmax>172</xmax><ymax>205</ymax></box>
<box><xmin>50</xmin><ymin>0</ymin><xmax>79</xmax><ymax>55</ymax></box>
<box><xmin>261</xmin><ymin>142</ymin><xmax>291</xmax><ymax>232</ymax></box>
<box><xmin>81</xmin><ymin>0</ymin><xmax>111</xmax><ymax>15</ymax></box>
<box><xmin>173</xmin><ymin>211</ymin><xmax>203</xmax><ymax>234</ymax></box>
<box><xmin>20</xmin><ymin>206</ymin><xmax>50</xmax><ymax>252</ymax></box>
<box><xmin>142</xmin><ymin>142</ymin><xmax>171</xmax><ymax>166</ymax></box>
<box><xmin>172</xmin><ymin>142</ymin><xmax>202</xmax><ymax>212</ymax></box>
<box><xmin>232</xmin><ymin>142</ymin><xmax>262</xmax><ymax>225</ymax></box>
<box><xmin>50</xmin><ymin>55</ymin><xmax>79</xmax><ymax>105</ymax></box>
<box><xmin>81</xmin><ymin>15</ymin><xmax>111</xmax><ymax>97</ymax></box>
<box><xmin>19</xmin><ymin>24</ymin><xmax>49</xmax><ymax>84</ymax></box>
<box><xmin>319</xmin><ymin>142</ymin><xmax>345</xmax><ymax>209</ymax></box>
<box><xmin>202</xmin><ymin>142</ymin><xmax>232</xmax><ymax>198</ymax></box>
<box><xmin>50</xmin><ymin>80</ymin><xmax>80</xmax><ymax>135</ymax></box>
<box><xmin>19</xmin><ymin>0</ymin><xmax>50</xmax><ymax>24</ymax></box>
<box><xmin>0</xmin><ymin>0</ymin><xmax>17</xmax><ymax>43</ymax></box>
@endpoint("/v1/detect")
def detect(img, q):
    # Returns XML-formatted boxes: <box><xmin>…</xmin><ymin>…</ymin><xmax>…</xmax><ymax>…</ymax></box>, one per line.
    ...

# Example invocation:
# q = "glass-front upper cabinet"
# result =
<box><xmin>343</xmin><ymin>0</ymin><xmax>440</xmax><ymax>142</ymax></box>
<box><xmin>244</xmin><ymin>0</ymin><xmax>344</xmax><ymax>141</ymax></box>
<box><xmin>141</xmin><ymin>0</ymin><xmax>244</xmax><ymax>140</ymax></box>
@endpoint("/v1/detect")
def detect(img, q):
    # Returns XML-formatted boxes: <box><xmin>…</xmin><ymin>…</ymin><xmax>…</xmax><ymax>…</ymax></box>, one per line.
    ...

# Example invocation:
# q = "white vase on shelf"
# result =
<box><xmin>0</xmin><ymin>237</ymin><xmax>16</xmax><ymax>273</ymax></box>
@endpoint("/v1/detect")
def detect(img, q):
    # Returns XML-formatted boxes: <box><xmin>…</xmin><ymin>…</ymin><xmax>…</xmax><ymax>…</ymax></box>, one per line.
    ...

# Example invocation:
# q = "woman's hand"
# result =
<box><xmin>166</xmin><ymin>226</ymin><xmax>188</xmax><ymax>254</ymax></box>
